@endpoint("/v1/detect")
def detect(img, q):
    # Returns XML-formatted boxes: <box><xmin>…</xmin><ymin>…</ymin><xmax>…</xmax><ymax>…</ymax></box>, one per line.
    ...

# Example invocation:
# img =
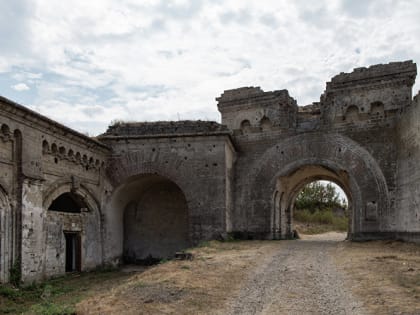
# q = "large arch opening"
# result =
<box><xmin>245</xmin><ymin>133</ymin><xmax>390</xmax><ymax>241</ymax></box>
<box><xmin>272</xmin><ymin>165</ymin><xmax>353</xmax><ymax>240</ymax></box>
<box><xmin>112</xmin><ymin>174</ymin><xmax>190</xmax><ymax>264</ymax></box>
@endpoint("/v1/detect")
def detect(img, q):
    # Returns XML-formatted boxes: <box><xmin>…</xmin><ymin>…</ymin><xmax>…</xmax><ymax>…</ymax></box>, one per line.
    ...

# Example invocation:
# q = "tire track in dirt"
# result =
<box><xmin>223</xmin><ymin>234</ymin><xmax>367</xmax><ymax>315</ymax></box>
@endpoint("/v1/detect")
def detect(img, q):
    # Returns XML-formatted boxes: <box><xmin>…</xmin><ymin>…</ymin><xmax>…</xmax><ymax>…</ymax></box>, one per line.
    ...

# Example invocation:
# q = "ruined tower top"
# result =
<box><xmin>216</xmin><ymin>87</ymin><xmax>297</xmax><ymax>132</ymax></box>
<box><xmin>326</xmin><ymin>60</ymin><xmax>417</xmax><ymax>91</ymax></box>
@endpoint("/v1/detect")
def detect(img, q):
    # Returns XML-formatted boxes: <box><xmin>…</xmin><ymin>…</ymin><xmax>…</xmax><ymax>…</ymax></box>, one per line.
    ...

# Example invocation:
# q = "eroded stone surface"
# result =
<box><xmin>0</xmin><ymin>60</ymin><xmax>419</xmax><ymax>283</ymax></box>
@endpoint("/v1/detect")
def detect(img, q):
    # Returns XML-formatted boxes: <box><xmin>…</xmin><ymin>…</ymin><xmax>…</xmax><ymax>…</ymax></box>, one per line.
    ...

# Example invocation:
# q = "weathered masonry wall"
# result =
<box><xmin>0</xmin><ymin>97</ymin><xmax>109</xmax><ymax>283</ymax></box>
<box><xmin>0</xmin><ymin>60</ymin><xmax>420</xmax><ymax>284</ymax></box>
<box><xmin>217</xmin><ymin>60</ymin><xmax>418</xmax><ymax>241</ymax></box>
<box><xmin>98</xmin><ymin>121</ymin><xmax>235</xmax><ymax>264</ymax></box>
<box><xmin>396</xmin><ymin>92</ymin><xmax>420</xmax><ymax>240</ymax></box>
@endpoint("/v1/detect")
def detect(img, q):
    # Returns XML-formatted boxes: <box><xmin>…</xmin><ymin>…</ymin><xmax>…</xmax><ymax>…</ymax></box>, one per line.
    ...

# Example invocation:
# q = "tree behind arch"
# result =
<box><xmin>295</xmin><ymin>181</ymin><xmax>346</xmax><ymax>213</ymax></box>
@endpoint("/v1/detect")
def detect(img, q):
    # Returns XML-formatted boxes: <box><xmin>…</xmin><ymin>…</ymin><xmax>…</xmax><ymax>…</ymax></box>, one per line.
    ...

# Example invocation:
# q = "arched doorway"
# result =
<box><xmin>111</xmin><ymin>174</ymin><xmax>190</xmax><ymax>263</ymax></box>
<box><xmin>272</xmin><ymin>165</ymin><xmax>351</xmax><ymax>239</ymax></box>
<box><xmin>244</xmin><ymin>133</ymin><xmax>390</xmax><ymax>240</ymax></box>
<box><xmin>43</xmin><ymin>183</ymin><xmax>102</xmax><ymax>277</ymax></box>
<box><xmin>48</xmin><ymin>191</ymin><xmax>86</xmax><ymax>272</ymax></box>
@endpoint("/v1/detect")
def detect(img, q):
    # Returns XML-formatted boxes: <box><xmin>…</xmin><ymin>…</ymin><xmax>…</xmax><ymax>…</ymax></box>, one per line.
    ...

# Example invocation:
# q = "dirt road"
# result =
<box><xmin>224</xmin><ymin>233</ymin><xmax>366</xmax><ymax>315</ymax></box>
<box><xmin>76</xmin><ymin>234</ymin><xmax>420</xmax><ymax>315</ymax></box>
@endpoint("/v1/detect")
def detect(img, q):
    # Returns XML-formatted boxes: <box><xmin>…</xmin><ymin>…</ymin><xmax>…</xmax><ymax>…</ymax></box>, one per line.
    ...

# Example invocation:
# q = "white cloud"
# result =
<box><xmin>11</xmin><ymin>82</ymin><xmax>30</xmax><ymax>91</ymax></box>
<box><xmin>0</xmin><ymin>0</ymin><xmax>419</xmax><ymax>135</ymax></box>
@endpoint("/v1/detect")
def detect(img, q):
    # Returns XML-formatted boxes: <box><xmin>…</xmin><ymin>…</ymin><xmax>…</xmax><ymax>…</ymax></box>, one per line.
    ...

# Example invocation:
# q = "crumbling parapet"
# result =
<box><xmin>216</xmin><ymin>87</ymin><xmax>297</xmax><ymax>132</ymax></box>
<box><xmin>321</xmin><ymin>60</ymin><xmax>417</xmax><ymax>126</ymax></box>
<box><xmin>102</xmin><ymin>120</ymin><xmax>229</xmax><ymax>137</ymax></box>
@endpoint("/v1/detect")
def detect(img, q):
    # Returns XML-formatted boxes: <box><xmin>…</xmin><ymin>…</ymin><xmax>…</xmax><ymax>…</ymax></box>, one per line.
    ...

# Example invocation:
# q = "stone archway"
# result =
<box><xmin>43</xmin><ymin>181</ymin><xmax>102</xmax><ymax>276</ymax></box>
<box><xmin>245</xmin><ymin>133</ymin><xmax>390</xmax><ymax>240</ymax></box>
<box><xmin>272</xmin><ymin>165</ymin><xmax>352</xmax><ymax>239</ymax></box>
<box><xmin>110</xmin><ymin>174</ymin><xmax>191</xmax><ymax>263</ymax></box>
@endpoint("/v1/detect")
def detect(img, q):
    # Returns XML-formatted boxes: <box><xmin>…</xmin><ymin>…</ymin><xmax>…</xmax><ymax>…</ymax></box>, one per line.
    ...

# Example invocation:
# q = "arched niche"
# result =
<box><xmin>240</xmin><ymin>120</ymin><xmax>252</xmax><ymax>134</ymax></box>
<box><xmin>110</xmin><ymin>174</ymin><xmax>191</xmax><ymax>263</ymax></box>
<box><xmin>260</xmin><ymin>116</ymin><xmax>272</xmax><ymax>132</ymax></box>
<box><xmin>344</xmin><ymin>105</ymin><xmax>359</xmax><ymax>123</ymax></box>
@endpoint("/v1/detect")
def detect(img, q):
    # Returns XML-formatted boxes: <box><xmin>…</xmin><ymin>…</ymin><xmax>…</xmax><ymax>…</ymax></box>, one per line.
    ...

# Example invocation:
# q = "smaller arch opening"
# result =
<box><xmin>260</xmin><ymin>116</ymin><xmax>272</xmax><ymax>132</ymax></box>
<box><xmin>1</xmin><ymin>124</ymin><xmax>10</xmax><ymax>136</ymax></box>
<box><xmin>48</xmin><ymin>192</ymin><xmax>87</xmax><ymax>213</ymax></box>
<box><xmin>240</xmin><ymin>120</ymin><xmax>251</xmax><ymax>134</ymax></box>
<box><xmin>42</xmin><ymin>140</ymin><xmax>49</xmax><ymax>154</ymax></box>
<box><xmin>51</xmin><ymin>143</ymin><xmax>58</xmax><ymax>154</ymax></box>
<box><xmin>344</xmin><ymin>105</ymin><xmax>359</xmax><ymax>123</ymax></box>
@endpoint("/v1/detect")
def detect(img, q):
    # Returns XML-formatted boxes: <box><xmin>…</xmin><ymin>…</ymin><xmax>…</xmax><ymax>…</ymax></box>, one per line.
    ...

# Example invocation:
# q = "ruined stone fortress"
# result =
<box><xmin>0</xmin><ymin>60</ymin><xmax>419</xmax><ymax>283</ymax></box>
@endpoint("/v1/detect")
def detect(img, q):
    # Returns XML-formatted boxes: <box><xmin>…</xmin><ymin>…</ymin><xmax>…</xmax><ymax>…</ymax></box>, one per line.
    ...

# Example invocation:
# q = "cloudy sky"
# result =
<box><xmin>1</xmin><ymin>0</ymin><xmax>419</xmax><ymax>135</ymax></box>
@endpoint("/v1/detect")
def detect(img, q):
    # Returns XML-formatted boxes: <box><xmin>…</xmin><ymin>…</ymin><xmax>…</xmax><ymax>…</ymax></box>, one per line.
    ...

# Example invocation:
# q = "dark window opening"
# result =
<box><xmin>48</xmin><ymin>192</ymin><xmax>86</xmax><ymax>213</ymax></box>
<box><xmin>64</xmin><ymin>232</ymin><xmax>81</xmax><ymax>272</ymax></box>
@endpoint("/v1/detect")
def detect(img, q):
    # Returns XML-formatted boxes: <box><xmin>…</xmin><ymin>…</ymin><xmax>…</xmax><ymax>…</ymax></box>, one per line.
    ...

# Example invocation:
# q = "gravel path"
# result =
<box><xmin>223</xmin><ymin>234</ymin><xmax>367</xmax><ymax>315</ymax></box>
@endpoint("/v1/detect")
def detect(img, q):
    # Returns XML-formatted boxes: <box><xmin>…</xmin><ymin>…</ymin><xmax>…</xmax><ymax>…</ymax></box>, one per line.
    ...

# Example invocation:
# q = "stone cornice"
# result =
<box><xmin>0</xmin><ymin>96</ymin><xmax>110</xmax><ymax>153</ymax></box>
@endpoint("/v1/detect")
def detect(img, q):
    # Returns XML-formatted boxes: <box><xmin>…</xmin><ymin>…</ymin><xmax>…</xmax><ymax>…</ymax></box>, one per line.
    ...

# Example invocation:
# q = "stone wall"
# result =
<box><xmin>0</xmin><ymin>97</ymin><xmax>109</xmax><ymax>283</ymax></box>
<box><xmin>0</xmin><ymin>60</ymin><xmax>419</xmax><ymax>283</ymax></box>
<box><xmin>216</xmin><ymin>61</ymin><xmax>417</xmax><ymax>240</ymax></box>
<box><xmin>396</xmin><ymin>91</ymin><xmax>420</xmax><ymax>240</ymax></box>
<box><xmin>98</xmin><ymin>124</ymin><xmax>235</xmax><ymax>265</ymax></box>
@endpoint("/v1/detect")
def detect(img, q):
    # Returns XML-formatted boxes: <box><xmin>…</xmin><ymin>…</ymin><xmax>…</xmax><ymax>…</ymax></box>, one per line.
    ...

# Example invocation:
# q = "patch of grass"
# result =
<box><xmin>181</xmin><ymin>265</ymin><xmax>190</xmax><ymax>270</ymax></box>
<box><xmin>296</xmin><ymin>224</ymin><xmax>337</xmax><ymax>235</ymax></box>
<box><xmin>294</xmin><ymin>208</ymin><xmax>348</xmax><ymax>232</ymax></box>
<box><xmin>0</xmin><ymin>285</ymin><xmax>22</xmax><ymax>300</ymax></box>
<box><xmin>30</xmin><ymin>302</ymin><xmax>75</xmax><ymax>315</ymax></box>
<box><xmin>159</xmin><ymin>258</ymin><xmax>169</xmax><ymax>264</ymax></box>
<box><xmin>0</xmin><ymin>269</ymin><xmax>130</xmax><ymax>315</ymax></box>
<box><xmin>96</xmin><ymin>264</ymin><xmax>118</xmax><ymax>273</ymax></box>
<box><xmin>197</xmin><ymin>241</ymin><xmax>210</xmax><ymax>248</ymax></box>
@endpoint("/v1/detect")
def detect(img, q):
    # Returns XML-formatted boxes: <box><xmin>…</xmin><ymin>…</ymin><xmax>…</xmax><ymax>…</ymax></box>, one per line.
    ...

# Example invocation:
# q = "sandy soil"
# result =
<box><xmin>76</xmin><ymin>235</ymin><xmax>420</xmax><ymax>315</ymax></box>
